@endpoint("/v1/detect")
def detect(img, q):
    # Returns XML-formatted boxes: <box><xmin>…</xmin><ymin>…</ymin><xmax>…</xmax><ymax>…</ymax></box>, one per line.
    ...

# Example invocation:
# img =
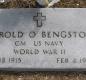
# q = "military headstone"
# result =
<box><xmin>0</xmin><ymin>8</ymin><xmax>86</xmax><ymax>71</ymax></box>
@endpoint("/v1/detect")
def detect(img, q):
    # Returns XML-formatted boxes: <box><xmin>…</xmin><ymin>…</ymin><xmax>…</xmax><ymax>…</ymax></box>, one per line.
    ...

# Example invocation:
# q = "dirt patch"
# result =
<box><xmin>0</xmin><ymin>72</ymin><xmax>86</xmax><ymax>80</ymax></box>
<box><xmin>0</xmin><ymin>0</ymin><xmax>36</xmax><ymax>8</ymax></box>
<box><xmin>0</xmin><ymin>0</ymin><xmax>86</xmax><ymax>8</ymax></box>
<box><xmin>53</xmin><ymin>0</ymin><xmax>86</xmax><ymax>8</ymax></box>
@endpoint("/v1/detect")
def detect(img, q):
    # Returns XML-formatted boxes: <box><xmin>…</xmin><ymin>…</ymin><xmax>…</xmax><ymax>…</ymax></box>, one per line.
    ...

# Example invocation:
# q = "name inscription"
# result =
<box><xmin>0</xmin><ymin>31</ymin><xmax>86</xmax><ymax>38</ymax></box>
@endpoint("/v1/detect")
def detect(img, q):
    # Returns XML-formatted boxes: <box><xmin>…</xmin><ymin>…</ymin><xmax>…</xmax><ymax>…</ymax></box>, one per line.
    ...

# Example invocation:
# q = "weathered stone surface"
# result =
<box><xmin>0</xmin><ymin>8</ymin><xmax>86</xmax><ymax>71</ymax></box>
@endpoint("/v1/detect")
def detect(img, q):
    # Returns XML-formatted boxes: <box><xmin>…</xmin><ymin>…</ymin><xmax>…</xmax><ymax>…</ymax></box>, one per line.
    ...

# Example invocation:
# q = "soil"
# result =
<box><xmin>52</xmin><ymin>0</ymin><xmax>86</xmax><ymax>8</ymax></box>
<box><xmin>1</xmin><ymin>72</ymin><xmax>86</xmax><ymax>80</ymax></box>
<box><xmin>1</xmin><ymin>0</ymin><xmax>86</xmax><ymax>8</ymax></box>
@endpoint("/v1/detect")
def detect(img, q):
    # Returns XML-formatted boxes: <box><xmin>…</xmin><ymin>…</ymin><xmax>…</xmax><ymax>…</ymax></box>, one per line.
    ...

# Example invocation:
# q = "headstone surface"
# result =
<box><xmin>0</xmin><ymin>8</ymin><xmax>86</xmax><ymax>71</ymax></box>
